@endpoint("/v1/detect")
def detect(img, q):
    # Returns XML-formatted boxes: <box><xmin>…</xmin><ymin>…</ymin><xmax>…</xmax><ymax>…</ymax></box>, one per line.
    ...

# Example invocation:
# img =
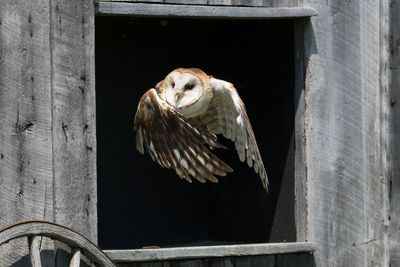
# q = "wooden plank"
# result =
<box><xmin>388</xmin><ymin>0</ymin><xmax>400</xmax><ymax>266</ymax></box>
<box><xmin>99</xmin><ymin>0</ymin><xmax>300</xmax><ymax>7</ymax></box>
<box><xmin>164</xmin><ymin>0</ymin><xmax>208</xmax><ymax>5</ymax></box>
<box><xmin>304</xmin><ymin>1</ymin><xmax>386</xmax><ymax>266</ymax></box>
<box><xmin>294</xmin><ymin>20</ymin><xmax>307</xmax><ymax>242</ymax></box>
<box><xmin>271</xmin><ymin>0</ymin><xmax>302</xmax><ymax>8</ymax></box>
<box><xmin>208</xmin><ymin>0</ymin><xmax>273</xmax><ymax>6</ymax></box>
<box><xmin>230</xmin><ymin>0</ymin><xmax>272</xmax><ymax>6</ymax></box>
<box><xmin>96</xmin><ymin>3</ymin><xmax>317</xmax><ymax>19</ymax></box>
<box><xmin>107</xmin><ymin>0</ymin><xmax>163</xmax><ymax>2</ymax></box>
<box><xmin>0</xmin><ymin>0</ymin><xmax>53</xmax><ymax>265</ymax></box>
<box><xmin>110</xmin><ymin>254</ymin><xmax>313</xmax><ymax>267</ymax></box>
<box><xmin>50</xmin><ymin>0</ymin><xmax>97</xmax><ymax>242</ymax></box>
<box><xmin>206</xmin><ymin>0</ymin><xmax>233</xmax><ymax>5</ymax></box>
<box><xmin>105</xmin><ymin>242</ymin><xmax>316</xmax><ymax>262</ymax></box>
<box><xmin>28</xmin><ymin>236</ymin><xmax>42</xmax><ymax>267</ymax></box>
<box><xmin>69</xmin><ymin>248</ymin><xmax>82</xmax><ymax>267</ymax></box>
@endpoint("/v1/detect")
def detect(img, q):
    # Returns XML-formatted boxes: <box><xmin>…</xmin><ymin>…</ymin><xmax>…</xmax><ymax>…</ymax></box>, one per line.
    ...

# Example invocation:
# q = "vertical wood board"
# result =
<box><xmin>0</xmin><ymin>0</ymin><xmax>97</xmax><ymax>265</ymax></box>
<box><xmin>294</xmin><ymin>20</ymin><xmax>307</xmax><ymax>242</ymax></box>
<box><xmin>0</xmin><ymin>0</ymin><xmax>54</xmax><ymax>265</ymax></box>
<box><xmin>388</xmin><ymin>0</ymin><xmax>400</xmax><ymax>266</ymax></box>
<box><xmin>304</xmin><ymin>0</ymin><xmax>386</xmax><ymax>266</ymax></box>
<box><xmin>50</xmin><ymin>0</ymin><xmax>97</xmax><ymax>241</ymax></box>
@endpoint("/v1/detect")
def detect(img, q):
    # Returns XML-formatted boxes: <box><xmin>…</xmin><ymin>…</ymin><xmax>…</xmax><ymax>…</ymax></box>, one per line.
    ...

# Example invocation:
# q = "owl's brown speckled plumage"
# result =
<box><xmin>134</xmin><ymin>68</ymin><xmax>269</xmax><ymax>190</ymax></box>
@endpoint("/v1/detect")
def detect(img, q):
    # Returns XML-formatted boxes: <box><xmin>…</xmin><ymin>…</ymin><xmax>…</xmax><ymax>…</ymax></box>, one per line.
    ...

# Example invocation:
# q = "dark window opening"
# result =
<box><xmin>96</xmin><ymin>17</ymin><xmax>295</xmax><ymax>250</ymax></box>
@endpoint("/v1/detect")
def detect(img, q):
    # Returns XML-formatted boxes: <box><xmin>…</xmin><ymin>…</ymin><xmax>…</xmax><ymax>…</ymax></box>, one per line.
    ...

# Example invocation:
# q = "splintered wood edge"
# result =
<box><xmin>95</xmin><ymin>2</ymin><xmax>317</xmax><ymax>19</ymax></box>
<box><xmin>0</xmin><ymin>221</ymin><xmax>115</xmax><ymax>267</ymax></box>
<box><xmin>104</xmin><ymin>242</ymin><xmax>317</xmax><ymax>262</ymax></box>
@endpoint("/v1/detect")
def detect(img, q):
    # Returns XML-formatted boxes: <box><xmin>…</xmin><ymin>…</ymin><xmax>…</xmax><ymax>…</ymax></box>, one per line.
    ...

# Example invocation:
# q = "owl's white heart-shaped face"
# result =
<box><xmin>164</xmin><ymin>71</ymin><xmax>203</xmax><ymax>109</ymax></box>
<box><xmin>159</xmin><ymin>69</ymin><xmax>213</xmax><ymax>118</ymax></box>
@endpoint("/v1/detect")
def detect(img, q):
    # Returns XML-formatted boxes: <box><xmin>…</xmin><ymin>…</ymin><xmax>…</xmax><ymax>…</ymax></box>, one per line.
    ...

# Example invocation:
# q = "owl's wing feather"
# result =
<box><xmin>134</xmin><ymin>88</ymin><xmax>233</xmax><ymax>184</ymax></box>
<box><xmin>196</xmin><ymin>78</ymin><xmax>268</xmax><ymax>190</ymax></box>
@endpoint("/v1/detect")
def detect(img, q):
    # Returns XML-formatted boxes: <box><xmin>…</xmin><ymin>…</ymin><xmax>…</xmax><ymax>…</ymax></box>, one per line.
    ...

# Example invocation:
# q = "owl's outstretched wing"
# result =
<box><xmin>134</xmin><ymin>88</ymin><xmax>233</xmax><ymax>183</ymax></box>
<box><xmin>194</xmin><ymin>78</ymin><xmax>269</xmax><ymax>190</ymax></box>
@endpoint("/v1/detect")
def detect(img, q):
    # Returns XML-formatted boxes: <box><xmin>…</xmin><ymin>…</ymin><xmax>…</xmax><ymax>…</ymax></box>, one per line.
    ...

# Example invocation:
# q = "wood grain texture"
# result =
<box><xmin>0</xmin><ymin>0</ymin><xmax>54</xmax><ymax>265</ymax></box>
<box><xmin>69</xmin><ymin>249</ymin><xmax>82</xmax><ymax>267</ymax></box>
<box><xmin>28</xmin><ymin>236</ymin><xmax>42</xmax><ymax>267</ymax></box>
<box><xmin>105</xmin><ymin>242</ymin><xmax>316</xmax><ymax>262</ymax></box>
<box><xmin>107</xmin><ymin>0</ymin><xmax>163</xmax><ymax>2</ymax></box>
<box><xmin>211</xmin><ymin>0</ymin><xmax>272</xmax><ymax>6</ymax></box>
<box><xmin>0</xmin><ymin>0</ymin><xmax>97</xmax><ymax>265</ymax></box>
<box><xmin>0</xmin><ymin>220</ymin><xmax>115</xmax><ymax>267</ymax></box>
<box><xmin>388</xmin><ymin>0</ymin><xmax>400</xmax><ymax>266</ymax></box>
<box><xmin>95</xmin><ymin>3</ymin><xmax>317</xmax><ymax>18</ymax></box>
<box><xmin>294</xmin><ymin>20</ymin><xmax>307</xmax><ymax>243</ymax></box>
<box><xmin>164</xmin><ymin>0</ymin><xmax>208</xmax><ymax>4</ymax></box>
<box><xmin>304</xmin><ymin>0</ymin><xmax>386</xmax><ymax>266</ymax></box>
<box><xmin>112</xmin><ymin>253</ymin><xmax>314</xmax><ymax>267</ymax></box>
<box><xmin>50</xmin><ymin>0</ymin><xmax>97</xmax><ymax>241</ymax></box>
<box><xmin>100</xmin><ymin>0</ymin><xmax>298</xmax><ymax>7</ymax></box>
<box><xmin>271</xmin><ymin>0</ymin><xmax>302</xmax><ymax>8</ymax></box>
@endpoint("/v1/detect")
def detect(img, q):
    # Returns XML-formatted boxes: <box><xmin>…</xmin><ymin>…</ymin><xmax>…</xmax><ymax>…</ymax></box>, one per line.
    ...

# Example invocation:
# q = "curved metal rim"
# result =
<box><xmin>0</xmin><ymin>220</ymin><xmax>115</xmax><ymax>267</ymax></box>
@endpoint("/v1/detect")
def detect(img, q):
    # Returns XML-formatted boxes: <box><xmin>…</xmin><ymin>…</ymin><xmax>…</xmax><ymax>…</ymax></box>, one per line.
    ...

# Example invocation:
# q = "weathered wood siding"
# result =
<box><xmin>0</xmin><ymin>0</ymin><xmax>96</xmax><ymax>265</ymax></box>
<box><xmin>112</xmin><ymin>254</ymin><xmax>314</xmax><ymax>267</ymax></box>
<box><xmin>388</xmin><ymin>0</ymin><xmax>400</xmax><ymax>266</ymax></box>
<box><xmin>304</xmin><ymin>0</ymin><xmax>387</xmax><ymax>266</ymax></box>
<box><xmin>1</xmin><ymin>0</ymin><xmax>399</xmax><ymax>266</ymax></box>
<box><xmin>100</xmin><ymin>0</ymin><xmax>302</xmax><ymax>7</ymax></box>
<box><xmin>0</xmin><ymin>1</ymin><xmax>53</xmax><ymax>265</ymax></box>
<box><xmin>50</xmin><ymin>0</ymin><xmax>97</xmax><ymax>243</ymax></box>
<box><xmin>104</xmin><ymin>241</ymin><xmax>315</xmax><ymax>267</ymax></box>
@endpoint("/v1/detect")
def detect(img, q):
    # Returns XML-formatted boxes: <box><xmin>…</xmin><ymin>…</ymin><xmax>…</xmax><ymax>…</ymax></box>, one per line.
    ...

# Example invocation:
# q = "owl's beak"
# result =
<box><xmin>176</xmin><ymin>92</ymin><xmax>184</xmax><ymax>103</ymax></box>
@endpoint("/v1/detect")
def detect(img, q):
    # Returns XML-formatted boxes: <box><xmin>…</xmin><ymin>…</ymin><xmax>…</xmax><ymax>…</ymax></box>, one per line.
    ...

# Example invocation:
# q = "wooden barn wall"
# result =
<box><xmin>388</xmin><ymin>0</ymin><xmax>400</xmax><ymax>266</ymax></box>
<box><xmin>304</xmin><ymin>0</ymin><xmax>387</xmax><ymax>266</ymax></box>
<box><xmin>0</xmin><ymin>0</ymin><xmax>96</xmax><ymax>265</ymax></box>
<box><xmin>1</xmin><ymin>0</ymin><xmax>399</xmax><ymax>266</ymax></box>
<box><xmin>113</xmin><ymin>253</ymin><xmax>314</xmax><ymax>267</ymax></box>
<box><xmin>97</xmin><ymin>0</ymin><xmax>302</xmax><ymax>7</ymax></box>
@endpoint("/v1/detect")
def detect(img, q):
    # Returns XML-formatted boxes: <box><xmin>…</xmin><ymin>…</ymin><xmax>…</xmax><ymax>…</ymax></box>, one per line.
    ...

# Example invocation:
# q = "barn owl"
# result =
<box><xmin>134</xmin><ymin>68</ymin><xmax>268</xmax><ymax>190</ymax></box>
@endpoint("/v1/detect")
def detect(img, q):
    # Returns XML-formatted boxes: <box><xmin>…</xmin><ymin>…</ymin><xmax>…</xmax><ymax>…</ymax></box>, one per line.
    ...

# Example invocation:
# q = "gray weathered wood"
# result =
<box><xmin>0</xmin><ymin>0</ymin><xmax>98</xmax><ymax>265</ymax></box>
<box><xmin>388</xmin><ymin>0</ymin><xmax>400</xmax><ymax>266</ymax></box>
<box><xmin>105</xmin><ymin>242</ymin><xmax>316</xmax><ymax>262</ymax></box>
<box><xmin>272</xmin><ymin>0</ymin><xmax>302</xmax><ymax>8</ymax></box>
<box><xmin>69</xmin><ymin>248</ymin><xmax>82</xmax><ymax>267</ymax></box>
<box><xmin>304</xmin><ymin>0</ymin><xmax>387</xmax><ymax>266</ymax></box>
<box><xmin>0</xmin><ymin>220</ymin><xmax>115</xmax><ymax>267</ymax></box>
<box><xmin>96</xmin><ymin>2</ymin><xmax>317</xmax><ymax>19</ymax></box>
<box><xmin>107</xmin><ymin>0</ymin><xmax>163</xmax><ymax>2</ymax></box>
<box><xmin>100</xmin><ymin>0</ymin><xmax>300</xmax><ymax>7</ymax></box>
<box><xmin>111</xmin><ymin>254</ymin><xmax>313</xmax><ymax>267</ymax></box>
<box><xmin>294</xmin><ymin>20</ymin><xmax>307</xmax><ymax>242</ymax></box>
<box><xmin>50</xmin><ymin>0</ymin><xmax>97</xmax><ymax>241</ymax></box>
<box><xmin>0</xmin><ymin>0</ymin><xmax>54</xmax><ymax>265</ymax></box>
<box><xmin>207</xmin><ymin>0</ymin><xmax>272</xmax><ymax>6</ymax></box>
<box><xmin>206</xmin><ymin>0</ymin><xmax>233</xmax><ymax>5</ymax></box>
<box><xmin>28</xmin><ymin>236</ymin><xmax>42</xmax><ymax>267</ymax></box>
<box><xmin>380</xmin><ymin>2</ymin><xmax>391</xmax><ymax>267</ymax></box>
<box><xmin>164</xmin><ymin>0</ymin><xmax>207</xmax><ymax>5</ymax></box>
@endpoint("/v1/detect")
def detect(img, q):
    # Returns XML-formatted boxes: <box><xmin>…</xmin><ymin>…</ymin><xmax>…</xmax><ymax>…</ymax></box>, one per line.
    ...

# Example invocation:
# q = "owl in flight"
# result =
<box><xmin>134</xmin><ymin>68</ymin><xmax>268</xmax><ymax>190</ymax></box>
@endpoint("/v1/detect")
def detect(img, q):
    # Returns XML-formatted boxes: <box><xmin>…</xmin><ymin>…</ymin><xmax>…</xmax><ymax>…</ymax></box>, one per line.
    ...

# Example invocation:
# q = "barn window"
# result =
<box><xmin>95</xmin><ymin>2</ymin><xmax>315</xmax><ymax>264</ymax></box>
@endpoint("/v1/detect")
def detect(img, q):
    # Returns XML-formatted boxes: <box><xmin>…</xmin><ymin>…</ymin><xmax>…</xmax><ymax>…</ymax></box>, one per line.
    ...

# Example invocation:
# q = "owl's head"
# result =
<box><xmin>159</xmin><ymin>68</ymin><xmax>213</xmax><ymax>118</ymax></box>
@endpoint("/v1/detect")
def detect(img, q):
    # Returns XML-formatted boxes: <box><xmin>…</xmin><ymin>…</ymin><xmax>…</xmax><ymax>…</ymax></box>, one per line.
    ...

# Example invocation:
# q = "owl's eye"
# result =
<box><xmin>171</xmin><ymin>82</ymin><xmax>175</xmax><ymax>88</ymax></box>
<box><xmin>184</xmin><ymin>84</ymin><xmax>194</xmax><ymax>90</ymax></box>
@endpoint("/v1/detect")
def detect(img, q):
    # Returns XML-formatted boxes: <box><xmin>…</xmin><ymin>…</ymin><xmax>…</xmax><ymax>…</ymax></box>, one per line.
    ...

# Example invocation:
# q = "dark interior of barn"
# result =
<box><xmin>95</xmin><ymin>16</ymin><xmax>295</xmax><ymax>249</ymax></box>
